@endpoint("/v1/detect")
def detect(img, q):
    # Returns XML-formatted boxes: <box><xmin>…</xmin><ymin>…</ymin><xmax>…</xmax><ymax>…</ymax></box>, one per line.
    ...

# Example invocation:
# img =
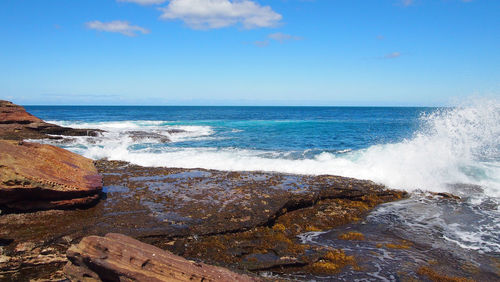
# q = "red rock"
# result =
<box><xmin>0</xmin><ymin>140</ymin><xmax>102</xmax><ymax>211</ymax></box>
<box><xmin>0</xmin><ymin>100</ymin><xmax>43</xmax><ymax>124</ymax></box>
<box><xmin>0</xmin><ymin>100</ymin><xmax>102</xmax><ymax>140</ymax></box>
<box><xmin>64</xmin><ymin>233</ymin><xmax>260</xmax><ymax>282</ymax></box>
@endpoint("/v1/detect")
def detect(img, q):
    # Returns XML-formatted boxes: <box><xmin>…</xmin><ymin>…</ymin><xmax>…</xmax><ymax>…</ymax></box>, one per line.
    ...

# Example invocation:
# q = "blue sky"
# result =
<box><xmin>1</xmin><ymin>0</ymin><xmax>499</xmax><ymax>106</ymax></box>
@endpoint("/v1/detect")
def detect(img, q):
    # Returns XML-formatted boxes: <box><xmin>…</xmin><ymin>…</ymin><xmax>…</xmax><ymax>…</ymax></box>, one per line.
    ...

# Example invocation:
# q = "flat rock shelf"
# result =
<box><xmin>0</xmin><ymin>160</ymin><xmax>407</xmax><ymax>280</ymax></box>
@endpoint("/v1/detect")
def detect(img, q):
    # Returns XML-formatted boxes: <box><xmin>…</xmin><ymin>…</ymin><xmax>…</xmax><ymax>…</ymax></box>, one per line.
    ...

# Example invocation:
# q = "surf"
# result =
<box><xmin>36</xmin><ymin>98</ymin><xmax>500</xmax><ymax>199</ymax></box>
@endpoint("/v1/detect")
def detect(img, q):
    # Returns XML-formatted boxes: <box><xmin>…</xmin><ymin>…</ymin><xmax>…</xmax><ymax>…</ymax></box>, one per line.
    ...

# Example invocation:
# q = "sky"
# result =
<box><xmin>1</xmin><ymin>0</ymin><xmax>499</xmax><ymax>106</ymax></box>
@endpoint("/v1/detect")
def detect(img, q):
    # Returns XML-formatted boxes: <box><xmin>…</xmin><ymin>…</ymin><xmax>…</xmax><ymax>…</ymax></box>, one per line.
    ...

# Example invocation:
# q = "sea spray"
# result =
<box><xmin>28</xmin><ymin>100</ymin><xmax>500</xmax><ymax>253</ymax></box>
<box><xmin>34</xmin><ymin>99</ymin><xmax>500</xmax><ymax>197</ymax></box>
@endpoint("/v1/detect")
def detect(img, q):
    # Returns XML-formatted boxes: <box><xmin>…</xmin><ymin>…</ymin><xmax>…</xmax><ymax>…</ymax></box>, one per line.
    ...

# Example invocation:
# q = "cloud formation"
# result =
<box><xmin>254</xmin><ymin>40</ymin><xmax>269</xmax><ymax>47</ymax></box>
<box><xmin>268</xmin><ymin>32</ymin><xmax>302</xmax><ymax>43</ymax></box>
<box><xmin>159</xmin><ymin>0</ymin><xmax>282</xmax><ymax>29</ymax></box>
<box><xmin>384</xmin><ymin>52</ymin><xmax>401</xmax><ymax>59</ymax></box>
<box><xmin>86</xmin><ymin>20</ymin><xmax>150</xmax><ymax>36</ymax></box>
<box><xmin>253</xmin><ymin>32</ymin><xmax>301</xmax><ymax>47</ymax></box>
<box><xmin>117</xmin><ymin>0</ymin><xmax>166</xmax><ymax>5</ymax></box>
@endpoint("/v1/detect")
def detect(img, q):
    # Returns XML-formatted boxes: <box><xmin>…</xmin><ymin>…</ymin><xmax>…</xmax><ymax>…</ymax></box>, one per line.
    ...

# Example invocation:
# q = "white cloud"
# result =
<box><xmin>86</xmin><ymin>20</ymin><xmax>150</xmax><ymax>36</ymax></box>
<box><xmin>159</xmin><ymin>0</ymin><xmax>282</xmax><ymax>29</ymax></box>
<box><xmin>117</xmin><ymin>0</ymin><xmax>167</xmax><ymax>5</ymax></box>
<box><xmin>384</xmin><ymin>52</ymin><xmax>402</xmax><ymax>59</ymax></box>
<box><xmin>268</xmin><ymin>32</ymin><xmax>302</xmax><ymax>43</ymax></box>
<box><xmin>254</xmin><ymin>40</ymin><xmax>269</xmax><ymax>47</ymax></box>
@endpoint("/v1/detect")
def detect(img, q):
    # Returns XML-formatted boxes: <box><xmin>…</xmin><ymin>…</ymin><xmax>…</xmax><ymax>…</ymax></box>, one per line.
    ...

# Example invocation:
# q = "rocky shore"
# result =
<box><xmin>1</xmin><ymin>100</ymin><xmax>493</xmax><ymax>281</ymax></box>
<box><xmin>0</xmin><ymin>100</ymin><xmax>101</xmax><ymax>141</ymax></box>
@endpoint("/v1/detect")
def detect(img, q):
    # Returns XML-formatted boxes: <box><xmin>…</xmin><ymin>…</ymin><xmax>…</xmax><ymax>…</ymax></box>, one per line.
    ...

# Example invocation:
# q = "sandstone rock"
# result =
<box><xmin>64</xmin><ymin>233</ymin><xmax>260</xmax><ymax>282</ymax></box>
<box><xmin>0</xmin><ymin>100</ymin><xmax>43</xmax><ymax>124</ymax></box>
<box><xmin>14</xmin><ymin>242</ymin><xmax>36</xmax><ymax>253</ymax></box>
<box><xmin>0</xmin><ymin>140</ymin><xmax>102</xmax><ymax>212</ymax></box>
<box><xmin>0</xmin><ymin>100</ymin><xmax>102</xmax><ymax>140</ymax></box>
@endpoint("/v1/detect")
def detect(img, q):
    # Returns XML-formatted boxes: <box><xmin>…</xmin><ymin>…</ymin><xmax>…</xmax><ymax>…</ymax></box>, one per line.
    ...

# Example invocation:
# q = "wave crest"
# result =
<box><xmin>36</xmin><ymin>99</ymin><xmax>500</xmax><ymax>197</ymax></box>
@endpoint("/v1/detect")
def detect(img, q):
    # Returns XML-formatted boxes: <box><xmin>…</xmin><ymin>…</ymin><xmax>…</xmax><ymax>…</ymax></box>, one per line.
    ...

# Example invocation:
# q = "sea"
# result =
<box><xmin>25</xmin><ymin>98</ymin><xmax>500</xmax><ymax>279</ymax></box>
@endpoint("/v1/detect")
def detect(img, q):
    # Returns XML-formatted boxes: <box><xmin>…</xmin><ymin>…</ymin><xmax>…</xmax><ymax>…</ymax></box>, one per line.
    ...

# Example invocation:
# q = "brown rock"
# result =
<box><xmin>0</xmin><ymin>140</ymin><xmax>102</xmax><ymax>212</ymax></box>
<box><xmin>64</xmin><ymin>233</ymin><xmax>260</xmax><ymax>282</ymax></box>
<box><xmin>0</xmin><ymin>100</ymin><xmax>102</xmax><ymax>140</ymax></box>
<box><xmin>0</xmin><ymin>100</ymin><xmax>43</xmax><ymax>125</ymax></box>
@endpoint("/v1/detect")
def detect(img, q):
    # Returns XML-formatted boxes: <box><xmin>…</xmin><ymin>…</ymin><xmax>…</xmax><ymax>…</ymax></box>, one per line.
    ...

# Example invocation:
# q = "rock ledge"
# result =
<box><xmin>0</xmin><ymin>140</ymin><xmax>102</xmax><ymax>212</ymax></box>
<box><xmin>64</xmin><ymin>233</ymin><xmax>260</xmax><ymax>282</ymax></box>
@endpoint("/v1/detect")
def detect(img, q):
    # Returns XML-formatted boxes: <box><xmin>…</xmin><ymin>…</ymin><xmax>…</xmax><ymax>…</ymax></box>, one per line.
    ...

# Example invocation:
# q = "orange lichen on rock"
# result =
<box><xmin>384</xmin><ymin>240</ymin><xmax>412</xmax><ymax>249</ymax></box>
<box><xmin>272</xmin><ymin>223</ymin><xmax>286</xmax><ymax>232</ymax></box>
<box><xmin>375</xmin><ymin>240</ymin><xmax>412</xmax><ymax>249</ymax></box>
<box><xmin>305</xmin><ymin>225</ymin><xmax>322</xmax><ymax>232</ymax></box>
<box><xmin>308</xmin><ymin>249</ymin><xmax>357</xmax><ymax>274</ymax></box>
<box><xmin>338</xmin><ymin>231</ymin><xmax>365</xmax><ymax>241</ymax></box>
<box><xmin>417</xmin><ymin>266</ymin><xmax>474</xmax><ymax>282</ymax></box>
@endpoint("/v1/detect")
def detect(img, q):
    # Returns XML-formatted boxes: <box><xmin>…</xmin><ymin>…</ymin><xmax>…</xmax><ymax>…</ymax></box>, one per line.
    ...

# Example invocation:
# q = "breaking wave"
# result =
<box><xmin>39</xmin><ymin>98</ymin><xmax>500</xmax><ymax>198</ymax></box>
<box><xmin>31</xmin><ymin>98</ymin><xmax>500</xmax><ymax>253</ymax></box>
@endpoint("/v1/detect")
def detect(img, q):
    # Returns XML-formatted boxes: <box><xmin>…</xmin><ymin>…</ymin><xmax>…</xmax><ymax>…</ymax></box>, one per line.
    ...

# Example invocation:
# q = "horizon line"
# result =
<box><xmin>22</xmin><ymin>104</ymin><xmax>441</xmax><ymax>108</ymax></box>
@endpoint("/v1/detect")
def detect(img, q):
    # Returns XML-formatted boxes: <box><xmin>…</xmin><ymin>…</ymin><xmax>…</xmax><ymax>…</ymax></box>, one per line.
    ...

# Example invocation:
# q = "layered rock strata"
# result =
<box><xmin>64</xmin><ymin>233</ymin><xmax>259</xmax><ymax>282</ymax></box>
<box><xmin>0</xmin><ymin>100</ymin><xmax>101</xmax><ymax>140</ymax></box>
<box><xmin>0</xmin><ymin>140</ymin><xmax>102</xmax><ymax>212</ymax></box>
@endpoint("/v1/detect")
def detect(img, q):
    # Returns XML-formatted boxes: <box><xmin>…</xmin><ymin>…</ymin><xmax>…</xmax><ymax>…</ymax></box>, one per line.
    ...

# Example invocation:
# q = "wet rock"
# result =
<box><xmin>0</xmin><ymin>100</ymin><xmax>102</xmax><ymax>140</ymax></box>
<box><xmin>126</xmin><ymin>130</ymin><xmax>171</xmax><ymax>143</ymax></box>
<box><xmin>0</xmin><ymin>140</ymin><xmax>102</xmax><ymax>212</ymax></box>
<box><xmin>64</xmin><ymin>233</ymin><xmax>260</xmax><ymax>282</ymax></box>
<box><xmin>417</xmin><ymin>266</ymin><xmax>474</xmax><ymax>282</ymax></box>
<box><xmin>0</xmin><ymin>160</ymin><xmax>407</xmax><ymax>280</ymax></box>
<box><xmin>167</xmin><ymin>196</ymin><xmax>394</xmax><ymax>274</ymax></box>
<box><xmin>432</xmin><ymin>192</ymin><xmax>462</xmax><ymax>200</ymax></box>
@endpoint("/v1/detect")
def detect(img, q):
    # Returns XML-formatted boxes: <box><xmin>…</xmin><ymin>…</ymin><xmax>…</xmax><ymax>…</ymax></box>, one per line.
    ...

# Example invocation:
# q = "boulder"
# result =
<box><xmin>0</xmin><ymin>140</ymin><xmax>102</xmax><ymax>212</ymax></box>
<box><xmin>0</xmin><ymin>100</ymin><xmax>102</xmax><ymax>140</ymax></box>
<box><xmin>64</xmin><ymin>233</ymin><xmax>260</xmax><ymax>282</ymax></box>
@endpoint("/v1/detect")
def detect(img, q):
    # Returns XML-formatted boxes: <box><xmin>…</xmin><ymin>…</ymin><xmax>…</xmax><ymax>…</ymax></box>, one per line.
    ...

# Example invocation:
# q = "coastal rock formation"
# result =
<box><xmin>64</xmin><ymin>233</ymin><xmax>259</xmax><ymax>282</ymax></box>
<box><xmin>0</xmin><ymin>100</ymin><xmax>101</xmax><ymax>140</ymax></box>
<box><xmin>0</xmin><ymin>140</ymin><xmax>102</xmax><ymax>212</ymax></box>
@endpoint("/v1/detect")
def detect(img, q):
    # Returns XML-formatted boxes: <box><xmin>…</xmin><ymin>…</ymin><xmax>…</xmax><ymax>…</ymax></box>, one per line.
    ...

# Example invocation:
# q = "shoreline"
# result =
<box><xmin>1</xmin><ymin>100</ymin><xmax>497</xmax><ymax>281</ymax></box>
<box><xmin>1</xmin><ymin>159</ymin><xmax>408</xmax><ymax>280</ymax></box>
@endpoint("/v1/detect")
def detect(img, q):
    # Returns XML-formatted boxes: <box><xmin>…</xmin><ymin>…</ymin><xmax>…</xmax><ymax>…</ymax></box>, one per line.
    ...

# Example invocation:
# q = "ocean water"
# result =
<box><xmin>25</xmin><ymin>98</ymin><xmax>500</xmax><ymax>261</ymax></box>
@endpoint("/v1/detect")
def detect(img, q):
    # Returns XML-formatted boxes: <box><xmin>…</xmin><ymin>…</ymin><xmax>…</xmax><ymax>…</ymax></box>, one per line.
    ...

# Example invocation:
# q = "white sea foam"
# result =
<box><xmin>47</xmin><ymin>120</ymin><xmax>214</xmax><ymax>143</ymax></box>
<box><xmin>367</xmin><ymin>193</ymin><xmax>500</xmax><ymax>253</ymax></box>
<box><xmin>40</xmin><ymin>98</ymin><xmax>500</xmax><ymax>198</ymax></box>
<box><xmin>32</xmin><ymin>99</ymin><xmax>500</xmax><ymax>254</ymax></box>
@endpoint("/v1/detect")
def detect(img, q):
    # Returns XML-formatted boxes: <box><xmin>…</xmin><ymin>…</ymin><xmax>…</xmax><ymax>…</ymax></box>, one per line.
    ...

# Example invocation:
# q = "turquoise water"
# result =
<box><xmin>26</xmin><ymin>106</ymin><xmax>424</xmax><ymax>153</ymax></box>
<box><xmin>26</xmin><ymin>103</ymin><xmax>499</xmax><ymax>195</ymax></box>
<box><xmin>26</xmin><ymin>100</ymin><xmax>500</xmax><ymax>256</ymax></box>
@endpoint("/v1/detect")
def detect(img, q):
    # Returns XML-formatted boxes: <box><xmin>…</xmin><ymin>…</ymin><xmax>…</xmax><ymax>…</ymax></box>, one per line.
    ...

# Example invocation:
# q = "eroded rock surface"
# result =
<box><xmin>0</xmin><ymin>140</ymin><xmax>102</xmax><ymax>212</ymax></box>
<box><xmin>0</xmin><ymin>160</ymin><xmax>409</xmax><ymax>280</ymax></box>
<box><xmin>64</xmin><ymin>233</ymin><xmax>260</xmax><ymax>282</ymax></box>
<box><xmin>0</xmin><ymin>100</ymin><xmax>101</xmax><ymax>140</ymax></box>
